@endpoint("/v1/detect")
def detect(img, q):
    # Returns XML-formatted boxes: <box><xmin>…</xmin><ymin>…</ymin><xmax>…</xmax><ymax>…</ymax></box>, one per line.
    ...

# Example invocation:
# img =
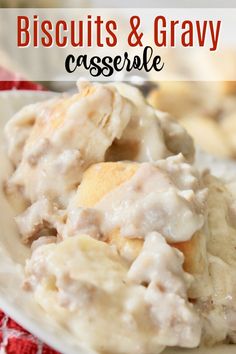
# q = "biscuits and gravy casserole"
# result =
<box><xmin>3</xmin><ymin>81</ymin><xmax>236</xmax><ymax>354</ymax></box>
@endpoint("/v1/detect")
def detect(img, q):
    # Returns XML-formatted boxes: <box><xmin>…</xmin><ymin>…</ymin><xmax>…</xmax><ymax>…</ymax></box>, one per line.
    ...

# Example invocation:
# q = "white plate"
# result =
<box><xmin>0</xmin><ymin>90</ymin><xmax>235</xmax><ymax>354</ymax></box>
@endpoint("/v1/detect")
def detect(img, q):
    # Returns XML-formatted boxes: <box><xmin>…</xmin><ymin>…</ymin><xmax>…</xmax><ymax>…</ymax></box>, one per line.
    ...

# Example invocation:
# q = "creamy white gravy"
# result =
<box><xmin>25</xmin><ymin>234</ymin><xmax>200</xmax><ymax>354</ymax></box>
<box><xmin>4</xmin><ymin>82</ymin><xmax>195</xmax><ymax>210</ymax></box>
<box><xmin>66</xmin><ymin>154</ymin><xmax>207</xmax><ymax>243</ymax></box>
<box><xmin>3</xmin><ymin>82</ymin><xmax>210</xmax><ymax>354</ymax></box>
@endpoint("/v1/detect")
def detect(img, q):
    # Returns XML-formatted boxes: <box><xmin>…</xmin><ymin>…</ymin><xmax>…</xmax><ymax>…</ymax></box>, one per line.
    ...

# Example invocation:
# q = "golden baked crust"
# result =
<box><xmin>72</xmin><ymin>162</ymin><xmax>139</xmax><ymax>207</ymax></box>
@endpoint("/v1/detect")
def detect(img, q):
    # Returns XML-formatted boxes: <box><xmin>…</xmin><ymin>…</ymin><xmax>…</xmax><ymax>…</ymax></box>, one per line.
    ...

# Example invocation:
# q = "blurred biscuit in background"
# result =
<box><xmin>181</xmin><ymin>115</ymin><xmax>233</xmax><ymax>158</ymax></box>
<box><xmin>148</xmin><ymin>81</ymin><xmax>236</xmax><ymax>159</ymax></box>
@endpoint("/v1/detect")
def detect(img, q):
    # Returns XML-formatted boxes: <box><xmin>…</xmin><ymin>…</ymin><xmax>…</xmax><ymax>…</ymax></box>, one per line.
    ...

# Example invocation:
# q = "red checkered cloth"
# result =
<box><xmin>0</xmin><ymin>310</ymin><xmax>59</xmax><ymax>354</ymax></box>
<box><xmin>0</xmin><ymin>69</ymin><xmax>59</xmax><ymax>354</ymax></box>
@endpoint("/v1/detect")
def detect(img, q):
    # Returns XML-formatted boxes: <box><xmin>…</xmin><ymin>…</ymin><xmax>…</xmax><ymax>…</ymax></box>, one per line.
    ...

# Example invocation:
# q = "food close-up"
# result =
<box><xmin>0</xmin><ymin>79</ymin><xmax>235</xmax><ymax>354</ymax></box>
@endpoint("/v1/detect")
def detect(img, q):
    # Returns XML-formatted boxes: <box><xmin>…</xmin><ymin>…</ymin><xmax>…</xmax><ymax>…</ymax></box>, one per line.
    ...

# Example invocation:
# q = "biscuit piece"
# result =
<box><xmin>147</xmin><ymin>82</ymin><xmax>201</xmax><ymax>119</ymax></box>
<box><xmin>220</xmin><ymin>112</ymin><xmax>236</xmax><ymax>155</ymax></box>
<box><xmin>70</xmin><ymin>161</ymin><xmax>207</xmax><ymax>279</ymax></box>
<box><xmin>181</xmin><ymin>116</ymin><xmax>232</xmax><ymax>158</ymax></box>
<box><xmin>4</xmin><ymin>82</ymin><xmax>133</xmax><ymax>207</ymax></box>
<box><xmin>70</xmin><ymin>162</ymin><xmax>143</xmax><ymax>261</ymax></box>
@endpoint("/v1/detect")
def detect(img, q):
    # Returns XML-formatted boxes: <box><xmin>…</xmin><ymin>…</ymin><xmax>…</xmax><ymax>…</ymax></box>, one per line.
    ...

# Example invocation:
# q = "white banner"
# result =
<box><xmin>0</xmin><ymin>8</ymin><xmax>236</xmax><ymax>81</ymax></box>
